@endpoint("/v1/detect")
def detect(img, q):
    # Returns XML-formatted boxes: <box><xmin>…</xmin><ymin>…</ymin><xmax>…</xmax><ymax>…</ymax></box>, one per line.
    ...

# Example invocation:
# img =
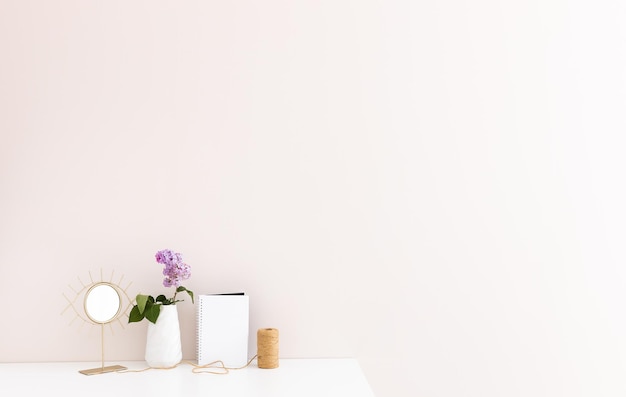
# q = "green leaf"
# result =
<box><xmin>128</xmin><ymin>306</ymin><xmax>144</xmax><ymax>323</ymax></box>
<box><xmin>145</xmin><ymin>304</ymin><xmax>161</xmax><ymax>324</ymax></box>
<box><xmin>156</xmin><ymin>295</ymin><xmax>167</xmax><ymax>304</ymax></box>
<box><xmin>136</xmin><ymin>294</ymin><xmax>149</xmax><ymax>314</ymax></box>
<box><xmin>187</xmin><ymin>289</ymin><xmax>194</xmax><ymax>304</ymax></box>
<box><xmin>177</xmin><ymin>286</ymin><xmax>194</xmax><ymax>304</ymax></box>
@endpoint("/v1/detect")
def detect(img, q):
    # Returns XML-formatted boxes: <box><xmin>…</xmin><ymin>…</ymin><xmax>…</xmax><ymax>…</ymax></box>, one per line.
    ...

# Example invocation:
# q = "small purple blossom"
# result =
<box><xmin>155</xmin><ymin>249</ymin><xmax>191</xmax><ymax>288</ymax></box>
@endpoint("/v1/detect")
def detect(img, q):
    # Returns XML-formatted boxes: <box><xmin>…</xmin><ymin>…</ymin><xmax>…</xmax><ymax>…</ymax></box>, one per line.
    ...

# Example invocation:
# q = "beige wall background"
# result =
<box><xmin>2</xmin><ymin>1</ymin><xmax>626</xmax><ymax>396</ymax></box>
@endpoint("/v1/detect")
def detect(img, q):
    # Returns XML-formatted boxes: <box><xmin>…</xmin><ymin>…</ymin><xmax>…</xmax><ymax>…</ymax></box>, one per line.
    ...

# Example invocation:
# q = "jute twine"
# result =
<box><xmin>115</xmin><ymin>356</ymin><xmax>258</xmax><ymax>375</ymax></box>
<box><xmin>257</xmin><ymin>328</ymin><xmax>279</xmax><ymax>369</ymax></box>
<box><xmin>115</xmin><ymin>327</ymin><xmax>280</xmax><ymax>374</ymax></box>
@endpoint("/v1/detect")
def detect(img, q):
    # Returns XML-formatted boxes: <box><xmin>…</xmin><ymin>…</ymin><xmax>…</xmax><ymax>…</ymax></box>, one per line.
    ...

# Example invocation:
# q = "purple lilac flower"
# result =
<box><xmin>155</xmin><ymin>249</ymin><xmax>191</xmax><ymax>288</ymax></box>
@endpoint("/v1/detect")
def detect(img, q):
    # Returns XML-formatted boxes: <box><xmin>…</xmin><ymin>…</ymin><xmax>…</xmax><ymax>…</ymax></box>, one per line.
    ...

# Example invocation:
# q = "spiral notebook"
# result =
<box><xmin>196</xmin><ymin>293</ymin><xmax>249</xmax><ymax>367</ymax></box>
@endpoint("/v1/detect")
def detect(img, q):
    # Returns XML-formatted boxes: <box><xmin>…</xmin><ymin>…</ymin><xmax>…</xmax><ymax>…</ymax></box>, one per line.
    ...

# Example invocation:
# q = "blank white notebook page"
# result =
<box><xmin>196</xmin><ymin>294</ymin><xmax>249</xmax><ymax>367</ymax></box>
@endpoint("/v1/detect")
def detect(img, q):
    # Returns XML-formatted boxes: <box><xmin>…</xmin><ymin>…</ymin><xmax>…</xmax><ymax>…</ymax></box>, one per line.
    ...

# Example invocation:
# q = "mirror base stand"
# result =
<box><xmin>79</xmin><ymin>365</ymin><xmax>127</xmax><ymax>375</ymax></box>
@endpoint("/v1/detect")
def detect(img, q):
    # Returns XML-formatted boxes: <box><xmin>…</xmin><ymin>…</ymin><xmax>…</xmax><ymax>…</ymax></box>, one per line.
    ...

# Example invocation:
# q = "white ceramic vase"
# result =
<box><xmin>144</xmin><ymin>304</ymin><xmax>182</xmax><ymax>368</ymax></box>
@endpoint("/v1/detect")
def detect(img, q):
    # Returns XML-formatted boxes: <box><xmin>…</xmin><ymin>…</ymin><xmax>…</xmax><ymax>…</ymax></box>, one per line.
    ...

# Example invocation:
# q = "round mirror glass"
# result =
<box><xmin>84</xmin><ymin>283</ymin><xmax>121</xmax><ymax>324</ymax></box>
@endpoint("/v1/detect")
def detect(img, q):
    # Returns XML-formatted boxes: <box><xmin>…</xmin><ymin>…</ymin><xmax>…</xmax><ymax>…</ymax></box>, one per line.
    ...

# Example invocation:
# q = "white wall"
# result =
<box><xmin>2</xmin><ymin>1</ymin><xmax>626</xmax><ymax>396</ymax></box>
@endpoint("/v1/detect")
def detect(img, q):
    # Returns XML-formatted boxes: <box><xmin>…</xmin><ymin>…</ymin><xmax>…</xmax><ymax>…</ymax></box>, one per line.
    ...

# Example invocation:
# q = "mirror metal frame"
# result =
<box><xmin>78</xmin><ymin>280</ymin><xmax>128</xmax><ymax>375</ymax></box>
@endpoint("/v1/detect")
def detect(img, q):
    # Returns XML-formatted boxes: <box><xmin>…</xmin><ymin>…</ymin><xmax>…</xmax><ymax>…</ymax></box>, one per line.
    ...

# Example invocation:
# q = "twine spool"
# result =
<box><xmin>257</xmin><ymin>328</ymin><xmax>279</xmax><ymax>369</ymax></box>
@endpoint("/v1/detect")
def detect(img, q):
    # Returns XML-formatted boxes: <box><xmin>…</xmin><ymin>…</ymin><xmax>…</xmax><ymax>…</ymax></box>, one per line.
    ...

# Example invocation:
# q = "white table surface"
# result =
<box><xmin>0</xmin><ymin>358</ymin><xmax>375</xmax><ymax>397</ymax></box>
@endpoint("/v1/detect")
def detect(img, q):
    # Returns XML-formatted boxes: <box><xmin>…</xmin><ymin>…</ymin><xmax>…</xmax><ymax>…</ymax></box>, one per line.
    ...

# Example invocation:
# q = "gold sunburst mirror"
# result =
<box><xmin>62</xmin><ymin>269</ymin><xmax>133</xmax><ymax>375</ymax></box>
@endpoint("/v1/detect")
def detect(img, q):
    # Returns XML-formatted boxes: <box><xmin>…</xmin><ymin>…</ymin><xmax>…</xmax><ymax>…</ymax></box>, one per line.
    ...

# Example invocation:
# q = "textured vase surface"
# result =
<box><xmin>145</xmin><ymin>304</ymin><xmax>182</xmax><ymax>368</ymax></box>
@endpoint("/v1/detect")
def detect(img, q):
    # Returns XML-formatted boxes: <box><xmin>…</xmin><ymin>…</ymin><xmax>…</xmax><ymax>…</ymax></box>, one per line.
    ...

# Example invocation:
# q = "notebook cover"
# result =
<box><xmin>196</xmin><ymin>293</ymin><xmax>249</xmax><ymax>367</ymax></box>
